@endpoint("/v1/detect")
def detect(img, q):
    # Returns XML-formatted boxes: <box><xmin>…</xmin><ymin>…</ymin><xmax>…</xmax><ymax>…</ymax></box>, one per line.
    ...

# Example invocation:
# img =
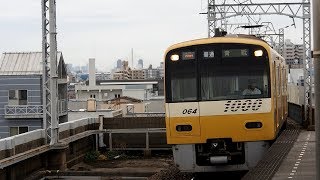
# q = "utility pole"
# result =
<box><xmin>312</xmin><ymin>0</ymin><xmax>320</xmax><ymax>179</ymax></box>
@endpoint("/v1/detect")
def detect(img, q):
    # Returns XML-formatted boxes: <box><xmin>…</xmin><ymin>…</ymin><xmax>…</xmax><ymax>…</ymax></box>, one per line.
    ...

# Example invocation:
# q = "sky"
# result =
<box><xmin>0</xmin><ymin>0</ymin><xmax>306</xmax><ymax>72</ymax></box>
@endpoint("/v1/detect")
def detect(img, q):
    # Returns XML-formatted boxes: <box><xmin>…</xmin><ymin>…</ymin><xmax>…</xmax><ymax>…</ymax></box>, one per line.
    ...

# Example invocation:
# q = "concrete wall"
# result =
<box><xmin>102</xmin><ymin>117</ymin><xmax>167</xmax><ymax>150</ymax></box>
<box><xmin>75</xmin><ymin>88</ymin><xmax>122</xmax><ymax>101</ymax></box>
<box><xmin>75</xmin><ymin>83</ymin><xmax>157</xmax><ymax>101</ymax></box>
<box><xmin>0</xmin><ymin>116</ymin><xmax>169</xmax><ymax>180</ymax></box>
<box><xmin>69</xmin><ymin>99</ymin><xmax>164</xmax><ymax>115</ymax></box>
<box><xmin>0</xmin><ymin>118</ymin><xmax>100</xmax><ymax>160</ymax></box>
<box><xmin>0</xmin><ymin>117</ymin><xmax>100</xmax><ymax>180</ymax></box>
<box><xmin>0</xmin><ymin>129</ymin><xmax>45</xmax><ymax>160</ymax></box>
<box><xmin>145</xmin><ymin>99</ymin><xmax>164</xmax><ymax>112</ymax></box>
<box><xmin>100</xmin><ymin>103</ymin><xmax>145</xmax><ymax>115</ymax></box>
<box><xmin>68</xmin><ymin>110</ymin><xmax>121</xmax><ymax>121</ymax></box>
<box><xmin>69</xmin><ymin>100</ymin><xmax>110</xmax><ymax>111</ymax></box>
<box><xmin>0</xmin><ymin>75</ymin><xmax>42</xmax><ymax>139</ymax></box>
<box><xmin>288</xmin><ymin>84</ymin><xmax>304</xmax><ymax>105</ymax></box>
<box><xmin>123</xmin><ymin>89</ymin><xmax>145</xmax><ymax>100</ymax></box>
<box><xmin>58</xmin><ymin>117</ymin><xmax>100</xmax><ymax>139</ymax></box>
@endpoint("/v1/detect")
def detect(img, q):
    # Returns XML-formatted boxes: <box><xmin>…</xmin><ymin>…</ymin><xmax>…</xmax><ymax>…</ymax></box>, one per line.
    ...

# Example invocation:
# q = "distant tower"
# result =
<box><xmin>159</xmin><ymin>62</ymin><xmax>164</xmax><ymax>69</ymax></box>
<box><xmin>138</xmin><ymin>59</ymin><xmax>143</xmax><ymax>69</ymax></box>
<box><xmin>122</xmin><ymin>61</ymin><xmax>129</xmax><ymax>70</ymax></box>
<box><xmin>116</xmin><ymin>59</ymin><xmax>122</xmax><ymax>69</ymax></box>
<box><xmin>89</xmin><ymin>58</ymin><xmax>96</xmax><ymax>87</ymax></box>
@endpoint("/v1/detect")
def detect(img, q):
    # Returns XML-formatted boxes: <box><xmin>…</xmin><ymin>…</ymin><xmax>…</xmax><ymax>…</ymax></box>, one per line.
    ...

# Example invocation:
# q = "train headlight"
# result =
<box><xmin>254</xmin><ymin>50</ymin><xmax>263</xmax><ymax>57</ymax></box>
<box><xmin>170</xmin><ymin>54</ymin><xmax>179</xmax><ymax>61</ymax></box>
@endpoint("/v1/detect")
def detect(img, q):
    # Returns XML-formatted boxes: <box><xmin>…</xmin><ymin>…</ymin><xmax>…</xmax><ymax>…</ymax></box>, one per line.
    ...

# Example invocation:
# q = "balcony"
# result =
<box><xmin>5</xmin><ymin>100</ymin><xmax>68</xmax><ymax>119</ymax></box>
<box><xmin>5</xmin><ymin>105</ymin><xmax>43</xmax><ymax>119</ymax></box>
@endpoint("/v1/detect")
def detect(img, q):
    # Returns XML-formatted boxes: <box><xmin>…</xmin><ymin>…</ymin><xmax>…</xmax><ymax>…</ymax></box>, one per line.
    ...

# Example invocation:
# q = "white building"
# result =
<box><xmin>75</xmin><ymin>59</ymin><xmax>159</xmax><ymax>101</ymax></box>
<box><xmin>96</xmin><ymin>72</ymin><xmax>111</xmax><ymax>80</ymax></box>
<box><xmin>75</xmin><ymin>81</ymin><xmax>158</xmax><ymax>101</ymax></box>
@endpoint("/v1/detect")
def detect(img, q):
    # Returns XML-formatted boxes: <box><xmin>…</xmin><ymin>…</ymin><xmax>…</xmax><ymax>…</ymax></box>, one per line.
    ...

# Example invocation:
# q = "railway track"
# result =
<box><xmin>149</xmin><ymin>119</ymin><xmax>301</xmax><ymax>180</ymax></box>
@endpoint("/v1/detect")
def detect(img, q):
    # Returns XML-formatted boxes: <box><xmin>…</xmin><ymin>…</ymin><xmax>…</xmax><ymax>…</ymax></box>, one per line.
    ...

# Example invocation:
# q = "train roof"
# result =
<box><xmin>165</xmin><ymin>35</ymin><xmax>272</xmax><ymax>54</ymax></box>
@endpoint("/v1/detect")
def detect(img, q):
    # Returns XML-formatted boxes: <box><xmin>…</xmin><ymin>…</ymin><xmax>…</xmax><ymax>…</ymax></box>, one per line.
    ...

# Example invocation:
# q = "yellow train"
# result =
<box><xmin>164</xmin><ymin>34</ymin><xmax>288</xmax><ymax>172</ymax></box>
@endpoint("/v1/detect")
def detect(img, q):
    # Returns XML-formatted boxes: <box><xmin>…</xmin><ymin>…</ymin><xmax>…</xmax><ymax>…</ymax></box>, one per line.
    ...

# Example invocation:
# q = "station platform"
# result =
<box><xmin>273</xmin><ymin>130</ymin><xmax>315</xmax><ymax>179</ymax></box>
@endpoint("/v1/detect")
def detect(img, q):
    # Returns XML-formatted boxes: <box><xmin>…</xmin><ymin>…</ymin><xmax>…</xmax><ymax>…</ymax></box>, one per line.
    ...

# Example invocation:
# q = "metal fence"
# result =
<box><xmin>5</xmin><ymin>105</ymin><xmax>43</xmax><ymax>115</ymax></box>
<box><xmin>105</xmin><ymin>128</ymin><xmax>170</xmax><ymax>151</ymax></box>
<box><xmin>126</xmin><ymin>112</ymin><xmax>165</xmax><ymax>117</ymax></box>
<box><xmin>5</xmin><ymin>99</ymin><xmax>68</xmax><ymax>116</ymax></box>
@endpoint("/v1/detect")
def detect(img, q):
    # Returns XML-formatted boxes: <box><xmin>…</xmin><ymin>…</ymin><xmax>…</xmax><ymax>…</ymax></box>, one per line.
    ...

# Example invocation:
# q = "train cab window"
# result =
<box><xmin>171</xmin><ymin>73</ymin><xmax>197</xmax><ymax>101</ymax></box>
<box><xmin>199</xmin><ymin>44</ymin><xmax>270</xmax><ymax>101</ymax></box>
<box><xmin>165</xmin><ymin>48</ymin><xmax>198</xmax><ymax>102</ymax></box>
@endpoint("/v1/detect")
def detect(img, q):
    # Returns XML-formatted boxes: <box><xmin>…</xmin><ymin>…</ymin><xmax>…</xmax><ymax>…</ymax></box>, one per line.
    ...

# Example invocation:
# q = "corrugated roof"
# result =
<box><xmin>0</xmin><ymin>52</ymin><xmax>62</xmax><ymax>75</ymax></box>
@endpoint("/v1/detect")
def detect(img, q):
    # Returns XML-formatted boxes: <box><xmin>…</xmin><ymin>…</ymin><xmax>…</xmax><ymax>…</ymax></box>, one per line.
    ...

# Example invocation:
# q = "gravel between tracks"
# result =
<box><xmin>148</xmin><ymin>164</ymin><xmax>193</xmax><ymax>180</ymax></box>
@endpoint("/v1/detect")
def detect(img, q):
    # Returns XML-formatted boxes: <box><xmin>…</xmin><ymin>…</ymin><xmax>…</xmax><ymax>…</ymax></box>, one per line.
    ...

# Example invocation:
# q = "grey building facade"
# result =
<box><xmin>0</xmin><ymin>52</ymin><xmax>68</xmax><ymax>138</ymax></box>
<box><xmin>283</xmin><ymin>39</ymin><xmax>304</xmax><ymax>68</ymax></box>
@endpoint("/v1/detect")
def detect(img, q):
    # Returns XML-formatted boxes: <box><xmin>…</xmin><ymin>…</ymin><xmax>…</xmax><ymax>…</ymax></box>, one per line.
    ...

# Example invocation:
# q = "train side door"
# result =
<box><xmin>284</xmin><ymin>68</ymin><xmax>288</xmax><ymax>117</ymax></box>
<box><xmin>279</xmin><ymin>65</ymin><xmax>283</xmax><ymax>123</ymax></box>
<box><xmin>276</xmin><ymin>64</ymin><xmax>282</xmax><ymax>128</ymax></box>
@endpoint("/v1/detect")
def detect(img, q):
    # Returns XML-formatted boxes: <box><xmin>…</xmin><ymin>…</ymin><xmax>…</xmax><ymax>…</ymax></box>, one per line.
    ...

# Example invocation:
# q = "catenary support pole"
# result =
<box><xmin>312</xmin><ymin>0</ymin><xmax>320</xmax><ymax>179</ymax></box>
<box><xmin>49</xmin><ymin>0</ymin><xmax>59</xmax><ymax>145</ymax></box>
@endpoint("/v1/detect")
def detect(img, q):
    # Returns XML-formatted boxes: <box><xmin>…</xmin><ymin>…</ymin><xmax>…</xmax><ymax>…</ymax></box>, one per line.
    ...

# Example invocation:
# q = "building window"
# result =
<box><xmin>90</xmin><ymin>94</ymin><xmax>96</xmax><ymax>98</ymax></box>
<box><xmin>9</xmin><ymin>90</ymin><xmax>16</xmax><ymax>99</ymax></box>
<box><xmin>8</xmin><ymin>90</ymin><xmax>27</xmax><ymax>105</ymax></box>
<box><xmin>9</xmin><ymin>126</ymin><xmax>28</xmax><ymax>136</ymax></box>
<box><xmin>20</xmin><ymin>90</ymin><xmax>27</xmax><ymax>101</ymax></box>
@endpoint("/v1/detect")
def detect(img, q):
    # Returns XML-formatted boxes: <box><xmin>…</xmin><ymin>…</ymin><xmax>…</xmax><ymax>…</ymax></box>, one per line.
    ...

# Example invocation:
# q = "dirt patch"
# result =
<box><xmin>68</xmin><ymin>151</ymin><xmax>178</xmax><ymax>179</ymax></box>
<box><xmin>68</xmin><ymin>156</ymin><xmax>174</xmax><ymax>177</ymax></box>
<box><xmin>83</xmin><ymin>156</ymin><xmax>172</xmax><ymax>168</ymax></box>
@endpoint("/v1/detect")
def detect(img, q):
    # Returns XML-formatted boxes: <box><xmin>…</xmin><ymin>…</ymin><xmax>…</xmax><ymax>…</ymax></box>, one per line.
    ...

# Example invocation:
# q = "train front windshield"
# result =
<box><xmin>165</xmin><ymin>43</ymin><xmax>271</xmax><ymax>103</ymax></box>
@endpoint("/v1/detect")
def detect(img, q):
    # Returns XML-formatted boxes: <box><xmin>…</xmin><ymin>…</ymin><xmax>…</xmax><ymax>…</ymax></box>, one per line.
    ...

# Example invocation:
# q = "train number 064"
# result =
<box><xmin>182</xmin><ymin>109</ymin><xmax>197</xmax><ymax>114</ymax></box>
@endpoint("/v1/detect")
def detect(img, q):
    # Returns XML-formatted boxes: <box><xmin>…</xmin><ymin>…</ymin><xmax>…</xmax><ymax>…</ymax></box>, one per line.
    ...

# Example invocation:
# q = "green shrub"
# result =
<box><xmin>84</xmin><ymin>151</ymin><xmax>100</xmax><ymax>163</ymax></box>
